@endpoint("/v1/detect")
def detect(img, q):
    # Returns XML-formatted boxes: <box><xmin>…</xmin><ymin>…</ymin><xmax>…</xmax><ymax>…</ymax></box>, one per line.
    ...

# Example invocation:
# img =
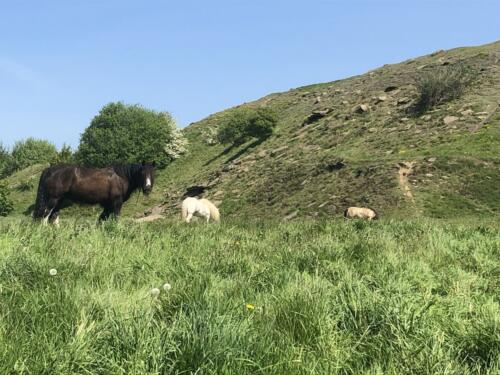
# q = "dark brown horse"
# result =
<box><xmin>33</xmin><ymin>162</ymin><xmax>155</xmax><ymax>224</ymax></box>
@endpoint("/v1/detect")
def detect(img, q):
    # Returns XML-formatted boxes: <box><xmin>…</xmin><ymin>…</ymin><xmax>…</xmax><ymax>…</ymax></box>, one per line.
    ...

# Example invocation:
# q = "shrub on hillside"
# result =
<box><xmin>9</xmin><ymin>138</ymin><xmax>58</xmax><ymax>173</ymax></box>
<box><xmin>217</xmin><ymin>107</ymin><xmax>278</xmax><ymax>146</ymax></box>
<box><xmin>0</xmin><ymin>183</ymin><xmax>13</xmax><ymax>216</ymax></box>
<box><xmin>412</xmin><ymin>63</ymin><xmax>473</xmax><ymax>115</ymax></box>
<box><xmin>76</xmin><ymin>102</ymin><xmax>187</xmax><ymax>168</ymax></box>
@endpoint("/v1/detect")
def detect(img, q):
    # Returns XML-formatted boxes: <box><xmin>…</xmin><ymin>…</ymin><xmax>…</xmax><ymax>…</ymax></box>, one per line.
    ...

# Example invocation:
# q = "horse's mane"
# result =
<box><xmin>111</xmin><ymin>164</ymin><xmax>142</xmax><ymax>183</ymax></box>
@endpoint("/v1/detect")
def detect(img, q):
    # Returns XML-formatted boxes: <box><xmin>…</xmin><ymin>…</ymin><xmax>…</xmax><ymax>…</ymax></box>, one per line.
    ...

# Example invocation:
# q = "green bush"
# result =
<box><xmin>0</xmin><ymin>183</ymin><xmax>13</xmax><ymax>216</ymax></box>
<box><xmin>0</xmin><ymin>143</ymin><xmax>12</xmax><ymax>178</ymax></box>
<box><xmin>217</xmin><ymin>107</ymin><xmax>278</xmax><ymax>146</ymax></box>
<box><xmin>413</xmin><ymin>63</ymin><xmax>473</xmax><ymax>114</ymax></box>
<box><xmin>76</xmin><ymin>102</ymin><xmax>187</xmax><ymax>168</ymax></box>
<box><xmin>9</xmin><ymin>138</ymin><xmax>58</xmax><ymax>173</ymax></box>
<box><xmin>56</xmin><ymin>144</ymin><xmax>74</xmax><ymax>164</ymax></box>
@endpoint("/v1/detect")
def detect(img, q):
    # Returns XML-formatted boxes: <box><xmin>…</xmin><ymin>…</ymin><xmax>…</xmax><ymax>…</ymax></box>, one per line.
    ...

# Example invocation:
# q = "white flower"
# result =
<box><xmin>163</xmin><ymin>283</ymin><xmax>172</xmax><ymax>291</ymax></box>
<box><xmin>150</xmin><ymin>288</ymin><xmax>160</xmax><ymax>297</ymax></box>
<box><xmin>49</xmin><ymin>268</ymin><xmax>57</xmax><ymax>276</ymax></box>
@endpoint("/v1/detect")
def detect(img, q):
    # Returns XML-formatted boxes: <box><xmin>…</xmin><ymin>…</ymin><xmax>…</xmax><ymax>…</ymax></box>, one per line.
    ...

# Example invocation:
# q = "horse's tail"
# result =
<box><xmin>201</xmin><ymin>199</ymin><xmax>220</xmax><ymax>222</ymax></box>
<box><xmin>33</xmin><ymin>168</ymin><xmax>50</xmax><ymax>219</ymax></box>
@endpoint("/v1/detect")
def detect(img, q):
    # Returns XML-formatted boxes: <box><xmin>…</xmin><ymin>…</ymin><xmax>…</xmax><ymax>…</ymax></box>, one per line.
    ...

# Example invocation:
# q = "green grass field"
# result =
<box><xmin>0</xmin><ymin>218</ymin><xmax>498</xmax><ymax>374</ymax></box>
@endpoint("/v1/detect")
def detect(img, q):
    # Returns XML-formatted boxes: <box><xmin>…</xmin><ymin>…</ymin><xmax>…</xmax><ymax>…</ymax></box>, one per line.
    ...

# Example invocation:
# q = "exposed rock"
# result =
<box><xmin>257</xmin><ymin>150</ymin><xmax>267</xmax><ymax>158</ymax></box>
<box><xmin>443</xmin><ymin>115</ymin><xmax>459</xmax><ymax>125</ymax></box>
<box><xmin>428</xmin><ymin>157</ymin><xmax>437</xmax><ymax>162</ymax></box>
<box><xmin>353</xmin><ymin>104</ymin><xmax>370</xmax><ymax>114</ymax></box>
<box><xmin>302</xmin><ymin>109</ymin><xmax>331</xmax><ymax>125</ymax></box>
<box><xmin>284</xmin><ymin>211</ymin><xmax>299</xmax><ymax>221</ymax></box>
<box><xmin>221</xmin><ymin>164</ymin><xmax>235</xmax><ymax>172</ymax></box>
<box><xmin>135</xmin><ymin>214</ymin><xmax>165</xmax><ymax>223</ymax></box>
<box><xmin>184</xmin><ymin>185</ymin><xmax>208</xmax><ymax>197</ymax></box>
<box><xmin>147</xmin><ymin>205</ymin><xmax>164</xmax><ymax>215</ymax></box>
<box><xmin>341</xmin><ymin>100</ymin><xmax>349</xmax><ymax>105</ymax></box>
<box><xmin>270</xmin><ymin>145</ymin><xmax>289</xmax><ymax>156</ymax></box>
<box><xmin>397</xmin><ymin>97</ymin><xmax>410</xmax><ymax>105</ymax></box>
<box><xmin>460</xmin><ymin>109</ymin><xmax>474</xmax><ymax>116</ymax></box>
<box><xmin>384</xmin><ymin>85</ymin><xmax>398</xmax><ymax>92</ymax></box>
<box><xmin>421</xmin><ymin>115</ymin><xmax>432</xmax><ymax>121</ymax></box>
<box><xmin>425</xmin><ymin>173</ymin><xmax>433</xmax><ymax>177</ymax></box>
<box><xmin>323</xmin><ymin>159</ymin><xmax>346</xmax><ymax>172</ymax></box>
<box><xmin>314</xmin><ymin>96</ymin><xmax>322</xmax><ymax>104</ymax></box>
<box><xmin>213</xmin><ymin>190</ymin><xmax>224</xmax><ymax>197</ymax></box>
<box><xmin>374</xmin><ymin>95</ymin><xmax>388</xmax><ymax>104</ymax></box>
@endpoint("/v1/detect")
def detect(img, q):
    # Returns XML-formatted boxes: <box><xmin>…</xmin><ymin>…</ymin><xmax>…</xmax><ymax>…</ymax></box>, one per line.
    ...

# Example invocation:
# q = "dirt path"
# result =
<box><xmin>397</xmin><ymin>161</ymin><xmax>416</xmax><ymax>202</ymax></box>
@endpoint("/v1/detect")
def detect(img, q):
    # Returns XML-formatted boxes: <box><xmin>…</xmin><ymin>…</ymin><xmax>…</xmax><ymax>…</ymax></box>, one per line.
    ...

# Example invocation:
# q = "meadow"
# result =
<box><xmin>0</xmin><ymin>218</ymin><xmax>498</xmax><ymax>374</ymax></box>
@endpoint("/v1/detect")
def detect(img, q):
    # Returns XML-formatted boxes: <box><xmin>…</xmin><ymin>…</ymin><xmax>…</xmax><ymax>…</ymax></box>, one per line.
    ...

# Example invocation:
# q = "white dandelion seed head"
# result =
<box><xmin>49</xmin><ymin>268</ymin><xmax>57</xmax><ymax>276</ymax></box>
<box><xmin>150</xmin><ymin>288</ymin><xmax>160</xmax><ymax>297</ymax></box>
<box><xmin>163</xmin><ymin>283</ymin><xmax>172</xmax><ymax>291</ymax></box>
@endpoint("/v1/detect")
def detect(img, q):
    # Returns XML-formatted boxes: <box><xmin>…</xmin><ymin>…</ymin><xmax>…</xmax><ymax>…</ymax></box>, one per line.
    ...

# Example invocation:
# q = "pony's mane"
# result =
<box><xmin>111</xmin><ymin>164</ymin><xmax>142</xmax><ymax>183</ymax></box>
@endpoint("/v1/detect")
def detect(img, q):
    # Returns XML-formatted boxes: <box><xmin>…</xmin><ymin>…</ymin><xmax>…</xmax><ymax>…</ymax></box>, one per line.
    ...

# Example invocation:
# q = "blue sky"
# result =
<box><xmin>1</xmin><ymin>0</ymin><xmax>499</xmax><ymax>149</ymax></box>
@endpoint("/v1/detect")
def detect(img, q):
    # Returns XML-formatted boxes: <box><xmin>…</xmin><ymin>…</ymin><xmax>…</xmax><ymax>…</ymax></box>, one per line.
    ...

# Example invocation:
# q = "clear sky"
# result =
<box><xmin>1</xmin><ymin>0</ymin><xmax>499</xmax><ymax>149</ymax></box>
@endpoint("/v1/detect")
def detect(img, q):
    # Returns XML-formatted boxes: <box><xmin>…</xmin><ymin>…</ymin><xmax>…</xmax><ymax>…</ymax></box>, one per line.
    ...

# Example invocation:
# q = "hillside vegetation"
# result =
<box><xmin>1</xmin><ymin>218</ymin><xmax>499</xmax><ymax>374</ymax></box>
<box><xmin>2</xmin><ymin>41</ymin><xmax>500</xmax><ymax>221</ymax></box>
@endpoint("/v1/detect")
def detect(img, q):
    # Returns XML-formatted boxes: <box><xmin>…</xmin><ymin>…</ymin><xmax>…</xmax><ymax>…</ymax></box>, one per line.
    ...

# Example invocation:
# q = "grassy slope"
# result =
<box><xmin>0</xmin><ymin>218</ymin><xmax>499</xmax><ymax>374</ymax></box>
<box><xmin>138</xmin><ymin>40</ymin><xmax>500</xmax><ymax>220</ymax></box>
<box><xmin>2</xmin><ymin>41</ymin><xmax>500</xmax><ymax>221</ymax></box>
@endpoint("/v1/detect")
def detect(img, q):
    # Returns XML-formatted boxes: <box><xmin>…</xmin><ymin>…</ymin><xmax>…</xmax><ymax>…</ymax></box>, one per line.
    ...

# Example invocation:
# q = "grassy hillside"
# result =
<box><xmin>2</xmin><ymin>41</ymin><xmax>500</xmax><ymax>221</ymax></box>
<box><xmin>1</xmin><ymin>218</ymin><xmax>498</xmax><ymax>374</ymax></box>
<box><xmin>149</xmin><ymin>41</ymin><xmax>500</xmax><ymax>221</ymax></box>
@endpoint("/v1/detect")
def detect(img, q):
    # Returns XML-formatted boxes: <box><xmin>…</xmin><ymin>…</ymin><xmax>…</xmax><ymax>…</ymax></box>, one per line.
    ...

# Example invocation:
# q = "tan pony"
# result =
<box><xmin>344</xmin><ymin>207</ymin><xmax>379</xmax><ymax>220</ymax></box>
<box><xmin>181</xmin><ymin>197</ymin><xmax>220</xmax><ymax>223</ymax></box>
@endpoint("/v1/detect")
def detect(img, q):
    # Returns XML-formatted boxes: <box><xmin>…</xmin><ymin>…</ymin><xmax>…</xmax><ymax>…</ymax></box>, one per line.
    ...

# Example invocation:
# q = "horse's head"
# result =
<box><xmin>140</xmin><ymin>161</ymin><xmax>156</xmax><ymax>195</ymax></box>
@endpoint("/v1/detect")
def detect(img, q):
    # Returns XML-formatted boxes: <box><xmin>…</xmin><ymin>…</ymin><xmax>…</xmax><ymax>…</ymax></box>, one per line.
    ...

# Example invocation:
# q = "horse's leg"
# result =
<box><xmin>185</xmin><ymin>212</ymin><xmax>193</xmax><ymax>223</ymax></box>
<box><xmin>49</xmin><ymin>211</ymin><xmax>60</xmax><ymax>227</ymax></box>
<box><xmin>111</xmin><ymin>198</ymin><xmax>123</xmax><ymax>220</ymax></box>
<box><xmin>98</xmin><ymin>205</ymin><xmax>112</xmax><ymax>222</ymax></box>
<box><xmin>43</xmin><ymin>197</ymin><xmax>60</xmax><ymax>225</ymax></box>
<box><xmin>49</xmin><ymin>200</ymin><xmax>64</xmax><ymax>227</ymax></box>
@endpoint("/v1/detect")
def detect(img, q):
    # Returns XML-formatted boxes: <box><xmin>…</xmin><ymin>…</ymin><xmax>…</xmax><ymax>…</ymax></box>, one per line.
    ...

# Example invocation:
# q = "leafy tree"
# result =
<box><xmin>10</xmin><ymin>138</ymin><xmax>58</xmax><ymax>172</ymax></box>
<box><xmin>76</xmin><ymin>102</ymin><xmax>186</xmax><ymax>167</ymax></box>
<box><xmin>0</xmin><ymin>183</ymin><xmax>13</xmax><ymax>216</ymax></box>
<box><xmin>0</xmin><ymin>143</ymin><xmax>12</xmax><ymax>178</ymax></box>
<box><xmin>217</xmin><ymin>107</ymin><xmax>278</xmax><ymax>146</ymax></box>
<box><xmin>57</xmin><ymin>144</ymin><xmax>74</xmax><ymax>164</ymax></box>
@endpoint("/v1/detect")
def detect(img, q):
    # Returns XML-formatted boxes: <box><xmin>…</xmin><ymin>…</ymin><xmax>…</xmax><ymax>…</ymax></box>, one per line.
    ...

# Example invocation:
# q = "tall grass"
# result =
<box><xmin>0</xmin><ymin>218</ymin><xmax>498</xmax><ymax>374</ymax></box>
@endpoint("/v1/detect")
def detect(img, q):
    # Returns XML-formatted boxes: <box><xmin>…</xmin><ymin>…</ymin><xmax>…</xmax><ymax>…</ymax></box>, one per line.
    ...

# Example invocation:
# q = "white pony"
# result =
<box><xmin>344</xmin><ymin>207</ymin><xmax>379</xmax><ymax>220</ymax></box>
<box><xmin>181</xmin><ymin>197</ymin><xmax>220</xmax><ymax>223</ymax></box>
